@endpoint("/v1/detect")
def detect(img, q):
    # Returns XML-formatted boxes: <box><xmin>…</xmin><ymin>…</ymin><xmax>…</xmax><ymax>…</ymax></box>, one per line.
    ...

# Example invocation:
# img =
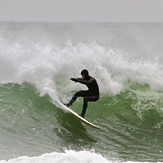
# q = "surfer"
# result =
<box><xmin>65</xmin><ymin>69</ymin><xmax>100</xmax><ymax>118</ymax></box>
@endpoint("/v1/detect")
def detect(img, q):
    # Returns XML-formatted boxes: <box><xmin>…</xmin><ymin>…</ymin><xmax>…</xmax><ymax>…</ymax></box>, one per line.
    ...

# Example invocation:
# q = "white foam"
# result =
<box><xmin>0</xmin><ymin>151</ymin><xmax>111</xmax><ymax>163</ymax></box>
<box><xmin>0</xmin><ymin>150</ymin><xmax>157</xmax><ymax>163</ymax></box>
<box><xmin>0</xmin><ymin>23</ymin><xmax>163</xmax><ymax>102</ymax></box>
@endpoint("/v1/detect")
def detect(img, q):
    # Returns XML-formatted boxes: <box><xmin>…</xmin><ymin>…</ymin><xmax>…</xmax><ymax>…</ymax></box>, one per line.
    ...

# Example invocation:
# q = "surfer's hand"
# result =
<box><xmin>70</xmin><ymin>78</ymin><xmax>77</xmax><ymax>82</ymax></box>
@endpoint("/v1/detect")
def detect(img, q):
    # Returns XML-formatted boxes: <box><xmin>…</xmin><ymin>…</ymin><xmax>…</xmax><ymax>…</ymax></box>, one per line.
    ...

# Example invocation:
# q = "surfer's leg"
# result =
<box><xmin>66</xmin><ymin>91</ymin><xmax>88</xmax><ymax>107</ymax></box>
<box><xmin>80</xmin><ymin>97</ymin><xmax>88</xmax><ymax>118</ymax></box>
<box><xmin>80</xmin><ymin>96</ymin><xmax>99</xmax><ymax>118</ymax></box>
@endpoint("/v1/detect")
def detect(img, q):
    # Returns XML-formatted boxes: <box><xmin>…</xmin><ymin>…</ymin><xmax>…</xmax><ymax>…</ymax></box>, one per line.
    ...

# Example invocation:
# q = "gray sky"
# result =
<box><xmin>0</xmin><ymin>0</ymin><xmax>163</xmax><ymax>22</ymax></box>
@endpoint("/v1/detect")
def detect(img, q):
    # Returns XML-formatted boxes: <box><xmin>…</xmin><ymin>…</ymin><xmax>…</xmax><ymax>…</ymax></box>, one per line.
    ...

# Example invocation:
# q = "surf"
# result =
<box><xmin>0</xmin><ymin>22</ymin><xmax>163</xmax><ymax>161</ymax></box>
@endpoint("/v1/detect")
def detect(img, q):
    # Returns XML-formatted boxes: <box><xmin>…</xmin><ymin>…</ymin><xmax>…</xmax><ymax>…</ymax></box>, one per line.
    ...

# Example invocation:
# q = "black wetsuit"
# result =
<box><xmin>67</xmin><ymin>76</ymin><xmax>99</xmax><ymax>118</ymax></box>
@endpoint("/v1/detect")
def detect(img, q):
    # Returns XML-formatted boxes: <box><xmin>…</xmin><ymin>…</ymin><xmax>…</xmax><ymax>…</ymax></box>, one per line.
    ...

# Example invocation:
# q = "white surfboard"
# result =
<box><xmin>58</xmin><ymin>101</ymin><xmax>100</xmax><ymax>129</ymax></box>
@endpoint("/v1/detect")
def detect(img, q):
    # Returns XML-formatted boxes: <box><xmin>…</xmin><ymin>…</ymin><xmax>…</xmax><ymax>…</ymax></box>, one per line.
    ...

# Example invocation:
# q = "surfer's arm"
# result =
<box><xmin>70</xmin><ymin>78</ymin><xmax>93</xmax><ymax>85</ymax></box>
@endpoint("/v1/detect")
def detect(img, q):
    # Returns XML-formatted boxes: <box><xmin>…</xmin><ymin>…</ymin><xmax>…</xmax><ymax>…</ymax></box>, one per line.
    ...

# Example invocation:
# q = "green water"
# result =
<box><xmin>0</xmin><ymin>83</ymin><xmax>163</xmax><ymax>161</ymax></box>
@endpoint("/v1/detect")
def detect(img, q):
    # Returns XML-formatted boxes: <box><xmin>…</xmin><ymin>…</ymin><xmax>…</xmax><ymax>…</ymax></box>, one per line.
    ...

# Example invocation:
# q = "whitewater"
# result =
<box><xmin>0</xmin><ymin>22</ymin><xmax>163</xmax><ymax>162</ymax></box>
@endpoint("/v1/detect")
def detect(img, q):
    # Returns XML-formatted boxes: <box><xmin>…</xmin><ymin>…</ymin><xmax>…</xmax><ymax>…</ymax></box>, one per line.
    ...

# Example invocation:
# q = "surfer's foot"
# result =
<box><xmin>78</xmin><ymin>114</ymin><xmax>84</xmax><ymax>118</ymax></box>
<box><xmin>64</xmin><ymin>103</ymin><xmax>71</xmax><ymax>107</ymax></box>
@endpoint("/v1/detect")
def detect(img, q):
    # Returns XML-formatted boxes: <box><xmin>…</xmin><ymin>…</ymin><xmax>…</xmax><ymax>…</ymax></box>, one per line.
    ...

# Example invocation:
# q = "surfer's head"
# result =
<box><xmin>81</xmin><ymin>69</ymin><xmax>89</xmax><ymax>79</ymax></box>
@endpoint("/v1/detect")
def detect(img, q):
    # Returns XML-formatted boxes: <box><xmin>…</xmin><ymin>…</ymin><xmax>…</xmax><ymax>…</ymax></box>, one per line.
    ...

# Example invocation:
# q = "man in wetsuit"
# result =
<box><xmin>65</xmin><ymin>69</ymin><xmax>100</xmax><ymax>118</ymax></box>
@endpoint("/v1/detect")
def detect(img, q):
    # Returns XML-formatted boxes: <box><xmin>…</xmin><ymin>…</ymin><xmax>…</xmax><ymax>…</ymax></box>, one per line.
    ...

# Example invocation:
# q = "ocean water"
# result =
<box><xmin>0</xmin><ymin>22</ymin><xmax>163</xmax><ymax>162</ymax></box>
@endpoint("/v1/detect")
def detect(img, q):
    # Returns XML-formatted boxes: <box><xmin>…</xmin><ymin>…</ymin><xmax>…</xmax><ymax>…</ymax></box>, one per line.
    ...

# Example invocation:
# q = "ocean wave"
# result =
<box><xmin>0</xmin><ymin>22</ymin><xmax>163</xmax><ymax>162</ymax></box>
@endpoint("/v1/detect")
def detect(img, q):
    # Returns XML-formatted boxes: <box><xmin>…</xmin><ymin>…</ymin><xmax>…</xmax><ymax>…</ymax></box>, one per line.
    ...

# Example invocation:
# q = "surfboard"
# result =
<box><xmin>58</xmin><ymin>101</ymin><xmax>100</xmax><ymax>129</ymax></box>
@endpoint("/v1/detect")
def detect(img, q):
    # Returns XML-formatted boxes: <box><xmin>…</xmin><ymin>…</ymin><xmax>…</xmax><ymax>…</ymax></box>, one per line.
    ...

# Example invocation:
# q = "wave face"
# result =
<box><xmin>0</xmin><ymin>22</ymin><xmax>163</xmax><ymax>162</ymax></box>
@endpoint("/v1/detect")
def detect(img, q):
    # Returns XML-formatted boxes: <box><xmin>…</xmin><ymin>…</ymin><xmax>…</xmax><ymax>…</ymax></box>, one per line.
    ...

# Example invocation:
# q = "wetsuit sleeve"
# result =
<box><xmin>75</xmin><ymin>78</ymin><xmax>94</xmax><ymax>85</ymax></box>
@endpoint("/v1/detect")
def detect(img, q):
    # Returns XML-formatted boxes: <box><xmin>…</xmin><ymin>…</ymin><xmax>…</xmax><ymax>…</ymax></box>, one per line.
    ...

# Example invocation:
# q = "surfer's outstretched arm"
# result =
<box><xmin>70</xmin><ymin>77</ymin><xmax>93</xmax><ymax>85</ymax></box>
